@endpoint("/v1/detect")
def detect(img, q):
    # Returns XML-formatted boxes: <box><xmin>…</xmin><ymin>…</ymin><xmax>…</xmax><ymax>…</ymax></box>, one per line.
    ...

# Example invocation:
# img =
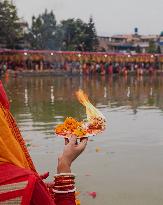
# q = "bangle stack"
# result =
<box><xmin>53</xmin><ymin>173</ymin><xmax>76</xmax><ymax>194</ymax></box>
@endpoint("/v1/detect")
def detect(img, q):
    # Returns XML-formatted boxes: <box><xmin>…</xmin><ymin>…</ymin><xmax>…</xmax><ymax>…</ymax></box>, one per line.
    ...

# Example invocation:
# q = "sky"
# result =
<box><xmin>14</xmin><ymin>0</ymin><xmax>163</xmax><ymax>36</ymax></box>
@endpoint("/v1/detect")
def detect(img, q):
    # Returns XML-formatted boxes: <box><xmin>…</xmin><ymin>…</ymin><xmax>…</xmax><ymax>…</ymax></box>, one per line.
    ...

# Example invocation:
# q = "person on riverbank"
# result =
<box><xmin>0</xmin><ymin>81</ymin><xmax>88</xmax><ymax>205</ymax></box>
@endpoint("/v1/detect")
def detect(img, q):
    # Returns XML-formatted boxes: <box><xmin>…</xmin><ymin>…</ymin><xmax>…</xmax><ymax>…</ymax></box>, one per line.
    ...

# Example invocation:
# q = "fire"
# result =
<box><xmin>54</xmin><ymin>90</ymin><xmax>106</xmax><ymax>138</ymax></box>
<box><xmin>76</xmin><ymin>89</ymin><xmax>106</xmax><ymax>121</ymax></box>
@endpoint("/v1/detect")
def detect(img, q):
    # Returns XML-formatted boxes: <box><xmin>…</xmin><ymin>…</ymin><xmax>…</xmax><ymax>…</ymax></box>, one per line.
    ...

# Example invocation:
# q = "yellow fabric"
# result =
<box><xmin>0</xmin><ymin>107</ymin><xmax>31</xmax><ymax>169</ymax></box>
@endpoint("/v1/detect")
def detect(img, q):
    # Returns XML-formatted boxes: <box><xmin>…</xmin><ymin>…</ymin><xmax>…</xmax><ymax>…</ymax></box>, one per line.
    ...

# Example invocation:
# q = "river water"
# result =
<box><xmin>2</xmin><ymin>75</ymin><xmax>163</xmax><ymax>205</ymax></box>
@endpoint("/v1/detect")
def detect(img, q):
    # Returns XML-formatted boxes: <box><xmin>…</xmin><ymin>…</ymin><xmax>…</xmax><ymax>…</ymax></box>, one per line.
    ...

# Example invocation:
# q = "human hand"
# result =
<box><xmin>57</xmin><ymin>136</ymin><xmax>88</xmax><ymax>173</ymax></box>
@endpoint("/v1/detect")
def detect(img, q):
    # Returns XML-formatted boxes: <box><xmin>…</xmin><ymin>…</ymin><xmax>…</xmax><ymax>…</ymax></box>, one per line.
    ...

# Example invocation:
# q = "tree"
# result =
<box><xmin>83</xmin><ymin>16</ymin><xmax>99</xmax><ymax>51</ymax></box>
<box><xmin>157</xmin><ymin>46</ymin><xmax>161</xmax><ymax>54</ymax></box>
<box><xmin>0</xmin><ymin>0</ymin><xmax>23</xmax><ymax>48</ymax></box>
<box><xmin>53</xmin><ymin>25</ymin><xmax>64</xmax><ymax>50</ymax></box>
<box><xmin>147</xmin><ymin>40</ymin><xmax>157</xmax><ymax>53</ymax></box>
<box><xmin>60</xmin><ymin>18</ymin><xmax>87</xmax><ymax>51</ymax></box>
<box><xmin>27</xmin><ymin>11</ymin><xmax>98</xmax><ymax>51</ymax></box>
<box><xmin>27</xmin><ymin>10</ymin><xmax>57</xmax><ymax>49</ymax></box>
<box><xmin>135</xmin><ymin>45</ymin><xmax>141</xmax><ymax>53</ymax></box>
<box><xmin>59</xmin><ymin>17</ymin><xmax>98</xmax><ymax>51</ymax></box>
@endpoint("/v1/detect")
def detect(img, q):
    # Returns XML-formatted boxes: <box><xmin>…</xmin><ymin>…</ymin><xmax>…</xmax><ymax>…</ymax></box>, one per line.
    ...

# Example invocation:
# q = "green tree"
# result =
<box><xmin>27</xmin><ymin>10</ymin><xmax>57</xmax><ymax>49</ymax></box>
<box><xmin>59</xmin><ymin>17</ymin><xmax>98</xmax><ymax>51</ymax></box>
<box><xmin>135</xmin><ymin>45</ymin><xmax>141</xmax><ymax>53</ymax></box>
<box><xmin>0</xmin><ymin>0</ymin><xmax>23</xmax><ymax>48</ymax></box>
<box><xmin>147</xmin><ymin>40</ymin><xmax>157</xmax><ymax>53</ymax></box>
<box><xmin>84</xmin><ymin>16</ymin><xmax>99</xmax><ymax>51</ymax></box>
<box><xmin>27</xmin><ymin>10</ymin><xmax>98</xmax><ymax>51</ymax></box>
<box><xmin>53</xmin><ymin>25</ymin><xmax>64</xmax><ymax>50</ymax></box>
<box><xmin>60</xmin><ymin>18</ymin><xmax>87</xmax><ymax>51</ymax></box>
<box><xmin>156</xmin><ymin>45</ymin><xmax>161</xmax><ymax>54</ymax></box>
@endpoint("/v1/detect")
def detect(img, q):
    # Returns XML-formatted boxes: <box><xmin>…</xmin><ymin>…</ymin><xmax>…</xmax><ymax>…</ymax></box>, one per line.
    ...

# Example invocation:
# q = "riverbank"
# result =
<box><xmin>4</xmin><ymin>69</ymin><xmax>163</xmax><ymax>77</ymax></box>
<box><xmin>8</xmin><ymin>69</ymin><xmax>77</xmax><ymax>77</ymax></box>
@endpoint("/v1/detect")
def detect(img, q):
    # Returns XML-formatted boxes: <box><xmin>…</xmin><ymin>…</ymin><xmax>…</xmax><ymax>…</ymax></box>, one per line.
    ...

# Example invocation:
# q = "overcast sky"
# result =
<box><xmin>14</xmin><ymin>0</ymin><xmax>163</xmax><ymax>36</ymax></box>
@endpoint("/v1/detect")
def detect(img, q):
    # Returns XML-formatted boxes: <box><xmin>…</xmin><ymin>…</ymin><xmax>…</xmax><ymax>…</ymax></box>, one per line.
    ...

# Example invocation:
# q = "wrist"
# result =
<box><xmin>57</xmin><ymin>157</ymin><xmax>71</xmax><ymax>174</ymax></box>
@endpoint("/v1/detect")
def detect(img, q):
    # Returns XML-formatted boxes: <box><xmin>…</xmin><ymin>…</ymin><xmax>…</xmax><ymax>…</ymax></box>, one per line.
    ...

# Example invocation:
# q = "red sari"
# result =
<box><xmin>0</xmin><ymin>164</ymin><xmax>75</xmax><ymax>205</ymax></box>
<box><xmin>0</xmin><ymin>81</ymin><xmax>10</xmax><ymax>110</ymax></box>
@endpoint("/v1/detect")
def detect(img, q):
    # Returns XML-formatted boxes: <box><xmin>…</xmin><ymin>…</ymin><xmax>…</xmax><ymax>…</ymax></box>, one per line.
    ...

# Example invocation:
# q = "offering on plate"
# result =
<box><xmin>54</xmin><ymin>89</ymin><xmax>106</xmax><ymax>138</ymax></box>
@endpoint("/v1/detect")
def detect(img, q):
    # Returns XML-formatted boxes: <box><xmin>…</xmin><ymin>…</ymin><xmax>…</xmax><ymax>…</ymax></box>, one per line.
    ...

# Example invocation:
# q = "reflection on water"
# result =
<box><xmin>3</xmin><ymin>75</ymin><xmax>163</xmax><ymax>118</ymax></box>
<box><xmin>2</xmin><ymin>75</ymin><xmax>163</xmax><ymax>143</ymax></box>
<box><xmin>2</xmin><ymin>75</ymin><xmax>163</xmax><ymax>137</ymax></box>
<box><xmin>2</xmin><ymin>75</ymin><xmax>163</xmax><ymax>205</ymax></box>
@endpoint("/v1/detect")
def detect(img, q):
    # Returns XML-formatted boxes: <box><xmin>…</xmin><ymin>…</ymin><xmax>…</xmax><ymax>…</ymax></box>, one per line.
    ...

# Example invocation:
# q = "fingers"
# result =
<box><xmin>69</xmin><ymin>135</ymin><xmax>77</xmax><ymax>145</ymax></box>
<box><xmin>77</xmin><ymin>138</ymin><xmax>88</xmax><ymax>151</ymax></box>
<box><xmin>80</xmin><ymin>137</ymin><xmax>88</xmax><ymax>142</ymax></box>
<box><xmin>66</xmin><ymin>136</ymin><xmax>88</xmax><ymax>150</ymax></box>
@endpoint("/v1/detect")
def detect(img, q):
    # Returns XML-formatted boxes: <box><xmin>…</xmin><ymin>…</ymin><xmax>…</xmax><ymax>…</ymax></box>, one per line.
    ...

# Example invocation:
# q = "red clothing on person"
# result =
<box><xmin>0</xmin><ymin>81</ymin><xmax>10</xmax><ymax>110</ymax></box>
<box><xmin>108</xmin><ymin>65</ymin><xmax>113</xmax><ymax>75</ymax></box>
<box><xmin>0</xmin><ymin>163</ymin><xmax>76</xmax><ymax>205</ymax></box>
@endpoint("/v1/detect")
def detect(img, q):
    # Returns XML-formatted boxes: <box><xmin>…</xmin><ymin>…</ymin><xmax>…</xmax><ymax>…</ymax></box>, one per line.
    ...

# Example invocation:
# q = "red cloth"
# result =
<box><xmin>108</xmin><ymin>65</ymin><xmax>113</xmax><ymax>74</ymax></box>
<box><xmin>0</xmin><ymin>80</ymin><xmax>10</xmax><ymax>110</ymax></box>
<box><xmin>0</xmin><ymin>163</ymin><xmax>76</xmax><ymax>205</ymax></box>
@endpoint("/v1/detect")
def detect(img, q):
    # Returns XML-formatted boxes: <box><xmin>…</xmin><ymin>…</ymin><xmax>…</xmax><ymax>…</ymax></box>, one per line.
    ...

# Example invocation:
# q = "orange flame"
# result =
<box><xmin>76</xmin><ymin>89</ymin><xmax>105</xmax><ymax>121</ymax></box>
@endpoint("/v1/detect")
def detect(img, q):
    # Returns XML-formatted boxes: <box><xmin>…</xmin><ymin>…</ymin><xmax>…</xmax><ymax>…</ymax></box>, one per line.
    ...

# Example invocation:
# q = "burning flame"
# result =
<box><xmin>76</xmin><ymin>89</ymin><xmax>105</xmax><ymax>121</ymax></box>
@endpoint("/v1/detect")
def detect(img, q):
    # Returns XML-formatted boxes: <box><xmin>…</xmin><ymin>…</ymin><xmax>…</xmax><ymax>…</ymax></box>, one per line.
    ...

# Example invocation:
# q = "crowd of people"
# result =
<box><xmin>0</xmin><ymin>59</ymin><xmax>161</xmax><ymax>76</ymax></box>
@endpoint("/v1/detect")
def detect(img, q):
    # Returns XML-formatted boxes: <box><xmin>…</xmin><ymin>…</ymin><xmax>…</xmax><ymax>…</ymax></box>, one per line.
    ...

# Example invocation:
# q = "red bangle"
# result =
<box><xmin>55</xmin><ymin>181</ymin><xmax>75</xmax><ymax>186</ymax></box>
<box><xmin>54</xmin><ymin>185</ymin><xmax>74</xmax><ymax>190</ymax></box>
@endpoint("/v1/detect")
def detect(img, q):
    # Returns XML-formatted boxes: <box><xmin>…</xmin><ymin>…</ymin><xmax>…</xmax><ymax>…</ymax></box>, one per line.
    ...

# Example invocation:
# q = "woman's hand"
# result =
<box><xmin>57</xmin><ymin>136</ymin><xmax>88</xmax><ymax>173</ymax></box>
